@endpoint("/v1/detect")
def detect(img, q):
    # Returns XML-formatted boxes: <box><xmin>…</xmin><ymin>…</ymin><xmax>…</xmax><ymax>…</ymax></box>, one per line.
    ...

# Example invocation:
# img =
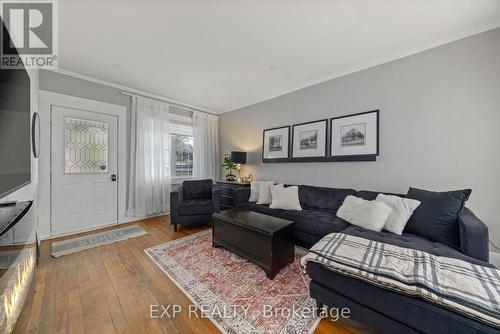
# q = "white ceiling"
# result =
<box><xmin>58</xmin><ymin>0</ymin><xmax>500</xmax><ymax>113</ymax></box>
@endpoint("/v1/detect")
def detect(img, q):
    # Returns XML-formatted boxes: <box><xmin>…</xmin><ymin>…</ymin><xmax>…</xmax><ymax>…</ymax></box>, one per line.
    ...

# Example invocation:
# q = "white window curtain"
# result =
<box><xmin>127</xmin><ymin>96</ymin><xmax>171</xmax><ymax>217</ymax></box>
<box><xmin>193</xmin><ymin>111</ymin><xmax>220</xmax><ymax>180</ymax></box>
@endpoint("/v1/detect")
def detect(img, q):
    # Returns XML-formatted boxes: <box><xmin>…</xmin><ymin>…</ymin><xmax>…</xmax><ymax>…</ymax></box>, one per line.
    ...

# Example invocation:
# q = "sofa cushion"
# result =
<box><xmin>337</xmin><ymin>195</ymin><xmax>392</xmax><ymax>232</ymax></box>
<box><xmin>245</xmin><ymin>202</ymin><xmax>285</xmax><ymax>218</ymax></box>
<box><xmin>308</xmin><ymin>262</ymin><xmax>498</xmax><ymax>334</ymax></box>
<box><xmin>257</xmin><ymin>182</ymin><xmax>277</xmax><ymax>205</ymax></box>
<box><xmin>405</xmin><ymin>187</ymin><xmax>472</xmax><ymax>249</ymax></box>
<box><xmin>249</xmin><ymin>181</ymin><xmax>262</xmax><ymax>202</ymax></box>
<box><xmin>270</xmin><ymin>185</ymin><xmax>302</xmax><ymax>210</ymax></box>
<box><xmin>342</xmin><ymin>225</ymin><xmax>493</xmax><ymax>267</ymax></box>
<box><xmin>356</xmin><ymin>190</ymin><xmax>405</xmax><ymax>200</ymax></box>
<box><xmin>298</xmin><ymin>185</ymin><xmax>356</xmax><ymax>213</ymax></box>
<box><xmin>280</xmin><ymin>210</ymin><xmax>350</xmax><ymax>237</ymax></box>
<box><xmin>376</xmin><ymin>194</ymin><xmax>421</xmax><ymax>235</ymax></box>
<box><xmin>183</xmin><ymin>179</ymin><xmax>213</xmax><ymax>200</ymax></box>
<box><xmin>294</xmin><ymin>230</ymin><xmax>325</xmax><ymax>248</ymax></box>
<box><xmin>178</xmin><ymin>199</ymin><xmax>214</xmax><ymax>216</ymax></box>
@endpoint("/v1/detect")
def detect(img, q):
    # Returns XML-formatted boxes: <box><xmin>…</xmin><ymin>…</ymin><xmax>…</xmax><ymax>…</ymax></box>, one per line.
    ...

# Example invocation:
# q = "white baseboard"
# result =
<box><xmin>490</xmin><ymin>251</ymin><xmax>500</xmax><ymax>267</ymax></box>
<box><xmin>40</xmin><ymin>213</ymin><xmax>170</xmax><ymax>241</ymax></box>
<box><xmin>120</xmin><ymin>212</ymin><xmax>170</xmax><ymax>224</ymax></box>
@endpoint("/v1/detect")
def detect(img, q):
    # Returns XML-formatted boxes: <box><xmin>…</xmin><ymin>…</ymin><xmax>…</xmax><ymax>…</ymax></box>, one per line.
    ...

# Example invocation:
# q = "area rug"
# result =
<box><xmin>51</xmin><ymin>224</ymin><xmax>147</xmax><ymax>257</ymax></box>
<box><xmin>144</xmin><ymin>230</ymin><xmax>319</xmax><ymax>334</ymax></box>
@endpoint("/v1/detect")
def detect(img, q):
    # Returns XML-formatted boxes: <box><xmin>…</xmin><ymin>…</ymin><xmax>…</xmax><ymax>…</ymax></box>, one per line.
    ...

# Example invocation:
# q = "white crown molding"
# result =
<box><xmin>222</xmin><ymin>22</ymin><xmax>500</xmax><ymax>114</ymax></box>
<box><xmin>43</xmin><ymin>67</ymin><xmax>218</xmax><ymax>114</ymax></box>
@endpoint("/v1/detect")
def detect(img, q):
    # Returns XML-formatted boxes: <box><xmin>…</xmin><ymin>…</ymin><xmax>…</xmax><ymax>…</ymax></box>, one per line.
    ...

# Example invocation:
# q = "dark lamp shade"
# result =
<box><xmin>231</xmin><ymin>151</ymin><xmax>247</xmax><ymax>164</ymax></box>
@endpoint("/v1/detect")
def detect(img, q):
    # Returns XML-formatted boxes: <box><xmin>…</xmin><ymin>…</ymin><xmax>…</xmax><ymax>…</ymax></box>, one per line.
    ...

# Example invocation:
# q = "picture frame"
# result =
<box><xmin>291</xmin><ymin>119</ymin><xmax>327</xmax><ymax>159</ymax></box>
<box><xmin>330</xmin><ymin>110</ymin><xmax>379</xmax><ymax>160</ymax></box>
<box><xmin>262</xmin><ymin>126</ymin><xmax>290</xmax><ymax>162</ymax></box>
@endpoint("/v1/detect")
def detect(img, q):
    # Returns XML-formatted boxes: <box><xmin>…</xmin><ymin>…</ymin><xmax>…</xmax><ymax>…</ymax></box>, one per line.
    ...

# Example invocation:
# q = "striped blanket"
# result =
<box><xmin>300</xmin><ymin>233</ymin><xmax>500</xmax><ymax>328</ymax></box>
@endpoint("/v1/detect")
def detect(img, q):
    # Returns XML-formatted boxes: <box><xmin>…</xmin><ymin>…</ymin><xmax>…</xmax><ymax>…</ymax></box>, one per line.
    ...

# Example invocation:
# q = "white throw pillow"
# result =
<box><xmin>249</xmin><ymin>181</ymin><xmax>262</xmax><ymax>202</ymax></box>
<box><xmin>270</xmin><ymin>185</ymin><xmax>302</xmax><ymax>210</ymax></box>
<box><xmin>256</xmin><ymin>182</ymin><xmax>276</xmax><ymax>205</ymax></box>
<box><xmin>337</xmin><ymin>195</ymin><xmax>392</xmax><ymax>232</ymax></box>
<box><xmin>376</xmin><ymin>194</ymin><xmax>421</xmax><ymax>235</ymax></box>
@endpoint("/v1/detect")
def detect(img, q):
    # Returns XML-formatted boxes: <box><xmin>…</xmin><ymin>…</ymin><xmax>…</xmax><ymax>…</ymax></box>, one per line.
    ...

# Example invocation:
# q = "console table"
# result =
<box><xmin>216</xmin><ymin>181</ymin><xmax>250</xmax><ymax>210</ymax></box>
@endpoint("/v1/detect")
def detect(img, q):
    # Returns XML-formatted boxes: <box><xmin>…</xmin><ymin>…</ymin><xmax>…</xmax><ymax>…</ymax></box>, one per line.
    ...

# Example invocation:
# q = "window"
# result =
<box><xmin>170</xmin><ymin>122</ymin><xmax>193</xmax><ymax>178</ymax></box>
<box><xmin>64</xmin><ymin>117</ymin><xmax>109</xmax><ymax>173</ymax></box>
<box><xmin>172</xmin><ymin>134</ymin><xmax>193</xmax><ymax>177</ymax></box>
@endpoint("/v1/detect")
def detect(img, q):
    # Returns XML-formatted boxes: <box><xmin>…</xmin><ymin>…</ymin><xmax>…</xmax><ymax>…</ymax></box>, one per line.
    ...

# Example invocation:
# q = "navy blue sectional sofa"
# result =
<box><xmin>232</xmin><ymin>185</ymin><xmax>495</xmax><ymax>334</ymax></box>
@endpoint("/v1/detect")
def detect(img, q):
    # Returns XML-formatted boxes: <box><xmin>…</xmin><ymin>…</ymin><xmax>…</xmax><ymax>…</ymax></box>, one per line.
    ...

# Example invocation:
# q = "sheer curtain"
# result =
<box><xmin>193</xmin><ymin>111</ymin><xmax>220</xmax><ymax>180</ymax></box>
<box><xmin>127</xmin><ymin>96</ymin><xmax>171</xmax><ymax>217</ymax></box>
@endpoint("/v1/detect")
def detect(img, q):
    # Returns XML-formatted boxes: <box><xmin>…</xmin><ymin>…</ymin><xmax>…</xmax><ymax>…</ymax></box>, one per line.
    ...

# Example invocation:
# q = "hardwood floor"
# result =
<box><xmin>14</xmin><ymin>216</ymin><xmax>360</xmax><ymax>334</ymax></box>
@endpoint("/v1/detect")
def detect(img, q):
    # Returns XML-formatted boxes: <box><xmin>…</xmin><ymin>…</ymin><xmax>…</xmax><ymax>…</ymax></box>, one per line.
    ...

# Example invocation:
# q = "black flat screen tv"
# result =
<box><xmin>0</xmin><ymin>19</ymin><xmax>31</xmax><ymax>199</ymax></box>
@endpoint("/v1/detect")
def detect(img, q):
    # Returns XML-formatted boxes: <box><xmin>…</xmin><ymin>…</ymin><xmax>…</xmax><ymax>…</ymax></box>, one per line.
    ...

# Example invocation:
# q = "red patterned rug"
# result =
<box><xmin>145</xmin><ymin>230</ymin><xmax>319</xmax><ymax>334</ymax></box>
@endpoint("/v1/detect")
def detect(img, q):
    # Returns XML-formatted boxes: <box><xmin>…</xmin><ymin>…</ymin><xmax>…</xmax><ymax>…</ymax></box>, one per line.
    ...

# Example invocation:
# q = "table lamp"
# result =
<box><xmin>231</xmin><ymin>151</ymin><xmax>247</xmax><ymax>183</ymax></box>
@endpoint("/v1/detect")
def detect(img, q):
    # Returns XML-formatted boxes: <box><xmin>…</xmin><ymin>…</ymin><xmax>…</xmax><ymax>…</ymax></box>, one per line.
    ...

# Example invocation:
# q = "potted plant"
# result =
<box><xmin>222</xmin><ymin>154</ymin><xmax>237</xmax><ymax>181</ymax></box>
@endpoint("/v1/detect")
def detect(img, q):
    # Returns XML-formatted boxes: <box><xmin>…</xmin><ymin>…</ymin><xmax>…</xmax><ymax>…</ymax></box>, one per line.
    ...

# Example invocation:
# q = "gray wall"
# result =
<box><xmin>220</xmin><ymin>28</ymin><xmax>500</xmax><ymax>247</ymax></box>
<box><xmin>39</xmin><ymin>70</ymin><xmax>193</xmax><ymax>198</ymax></box>
<box><xmin>39</xmin><ymin>69</ymin><xmax>193</xmax><ymax>161</ymax></box>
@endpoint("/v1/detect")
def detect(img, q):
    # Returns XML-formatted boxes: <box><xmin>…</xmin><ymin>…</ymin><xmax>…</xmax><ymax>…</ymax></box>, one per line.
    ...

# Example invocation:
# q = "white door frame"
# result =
<box><xmin>38</xmin><ymin>90</ymin><xmax>127</xmax><ymax>239</ymax></box>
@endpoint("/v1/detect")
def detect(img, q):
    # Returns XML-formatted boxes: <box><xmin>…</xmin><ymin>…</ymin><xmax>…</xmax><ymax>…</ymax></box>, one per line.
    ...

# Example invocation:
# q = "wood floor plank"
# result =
<box><xmin>90</xmin><ymin>246</ymin><xmax>130</xmax><ymax>334</ymax></box>
<box><xmin>81</xmin><ymin>247</ymin><xmax>118</xmax><ymax>334</ymax></box>
<box><xmin>13</xmin><ymin>216</ymin><xmax>361</xmax><ymax>334</ymax></box>
<box><xmin>64</xmin><ymin>254</ymin><xmax>85</xmax><ymax>334</ymax></box>
<box><xmin>111</xmin><ymin>242</ymin><xmax>164</xmax><ymax>334</ymax></box>
<box><xmin>102</xmin><ymin>245</ymin><xmax>149</xmax><ymax>334</ymax></box>
<box><xmin>24</xmin><ymin>242</ymin><xmax>50</xmax><ymax>334</ymax></box>
<box><xmin>75</xmin><ymin>251</ymin><xmax>104</xmax><ymax>334</ymax></box>
<box><xmin>53</xmin><ymin>256</ymin><xmax>68</xmax><ymax>334</ymax></box>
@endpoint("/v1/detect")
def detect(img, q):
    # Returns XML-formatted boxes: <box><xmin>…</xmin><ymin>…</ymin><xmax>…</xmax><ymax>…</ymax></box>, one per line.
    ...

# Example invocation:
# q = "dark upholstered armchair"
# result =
<box><xmin>170</xmin><ymin>179</ymin><xmax>221</xmax><ymax>231</ymax></box>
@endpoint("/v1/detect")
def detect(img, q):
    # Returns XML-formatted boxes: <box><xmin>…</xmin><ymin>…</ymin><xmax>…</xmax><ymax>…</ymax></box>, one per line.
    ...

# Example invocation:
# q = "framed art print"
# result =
<box><xmin>330</xmin><ymin>110</ymin><xmax>379</xmax><ymax>159</ymax></box>
<box><xmin>291</xmin><ymin>119</ymin><xmax>327</xmax><ymax>158</ymax></box>
<box><xmin>262</xmin><ymin>126</ymin><xmax>290</xmax><ymax>161</ymax></box>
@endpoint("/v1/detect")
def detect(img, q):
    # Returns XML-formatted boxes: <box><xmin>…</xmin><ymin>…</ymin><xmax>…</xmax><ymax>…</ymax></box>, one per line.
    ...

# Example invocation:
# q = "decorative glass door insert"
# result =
<box><xmin>64</xmin><ymin>117</ymin><xmax>109</xmax><ymax>173</ymax></box>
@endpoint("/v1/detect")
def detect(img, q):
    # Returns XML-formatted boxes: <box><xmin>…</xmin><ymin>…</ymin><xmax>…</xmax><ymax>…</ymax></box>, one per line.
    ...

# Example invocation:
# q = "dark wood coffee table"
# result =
<box><xmin>212</xmin><ymin>209</ymin><xmax>295</xmax><ymax>279</ymax></box>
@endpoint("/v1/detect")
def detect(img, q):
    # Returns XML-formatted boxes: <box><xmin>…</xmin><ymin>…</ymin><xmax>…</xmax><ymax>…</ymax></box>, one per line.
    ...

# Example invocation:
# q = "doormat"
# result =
<box><xmin>51</xmin><ymin>224</ymin><xmax>147</xmax><ymax>257</ymax></box>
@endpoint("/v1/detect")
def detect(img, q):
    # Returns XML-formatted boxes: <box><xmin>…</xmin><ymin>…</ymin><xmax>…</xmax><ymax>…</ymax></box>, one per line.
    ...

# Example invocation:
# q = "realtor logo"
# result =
<box><xmin>1</xmin><ymin>0</ymin><xmax>58</xmax><ymax>68</ymax></box>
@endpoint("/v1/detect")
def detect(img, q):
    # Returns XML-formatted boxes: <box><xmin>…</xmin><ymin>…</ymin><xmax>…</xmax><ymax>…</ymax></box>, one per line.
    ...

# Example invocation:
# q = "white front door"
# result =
<box><xmin>51</xmin><ymin>105</ymin><xmax>118</xmax><ymax>235</ymax></box>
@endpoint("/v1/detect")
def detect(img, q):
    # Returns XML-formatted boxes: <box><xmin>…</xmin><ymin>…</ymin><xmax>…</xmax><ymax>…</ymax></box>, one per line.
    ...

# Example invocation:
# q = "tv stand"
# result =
<box><xmin>0</xmin><ymin>200</ymin><xmax>17</xmax><ymax>207</ymax></box>
<box><xmin>0</xmin><ymin>200</ymin><xmax>33</xmax><ymax>237</ymax></box>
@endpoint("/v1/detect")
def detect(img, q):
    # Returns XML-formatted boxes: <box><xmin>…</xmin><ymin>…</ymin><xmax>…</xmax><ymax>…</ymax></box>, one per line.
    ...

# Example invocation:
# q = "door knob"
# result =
<box><xmin>111</xmin><ymin>174</ymin><xmax>117</xmax><ymax>182</ymax></box>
